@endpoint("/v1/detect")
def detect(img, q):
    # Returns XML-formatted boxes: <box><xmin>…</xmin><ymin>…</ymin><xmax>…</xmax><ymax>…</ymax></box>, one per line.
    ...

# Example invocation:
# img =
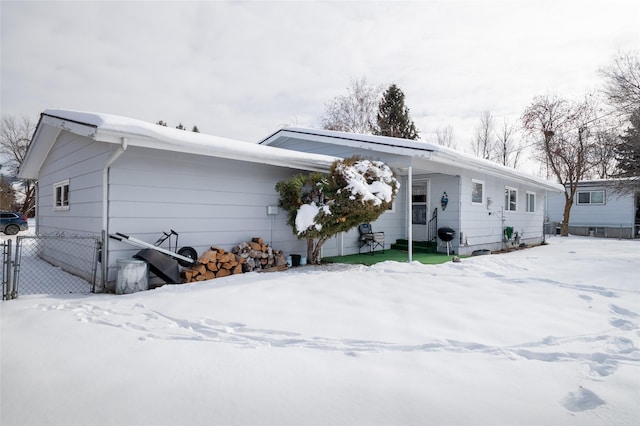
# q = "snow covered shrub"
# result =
<box><xmin>276</xmin><ymin>156</ymin><xmax>399</xmax><ymax>264</ymax></box>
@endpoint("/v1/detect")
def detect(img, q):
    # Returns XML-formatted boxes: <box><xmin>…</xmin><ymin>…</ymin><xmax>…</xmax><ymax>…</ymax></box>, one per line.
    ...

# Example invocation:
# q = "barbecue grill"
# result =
<box><xmin>437</xmin><ymin>227</ymin><xmax>455</xmax><ymax>255</ymax></box>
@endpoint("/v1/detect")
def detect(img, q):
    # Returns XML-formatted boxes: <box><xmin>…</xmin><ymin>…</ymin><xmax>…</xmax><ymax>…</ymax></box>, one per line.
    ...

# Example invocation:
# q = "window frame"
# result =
<box><xmin>471</xmin><ymin>179</ymin><xmax>484</xmax><ymax>205</ymax></box>
<box><xmin>576</xmin><ymin>190</ymin><xmax>605</xmax><ymax>206</ymax></box>
<box><xmin>54</xmin><ymin>179</ymin><xmax>70</xmax><ymax>211</ymax></box>
<box><xmin>505</xmin><ymin>186</ymin><xmax>518</xmax><ymax>212</ymax></box>
<box><xmin>526</xmin><ymin>191</ymin><xmax>536</xmax><ymax>213</ymax></box>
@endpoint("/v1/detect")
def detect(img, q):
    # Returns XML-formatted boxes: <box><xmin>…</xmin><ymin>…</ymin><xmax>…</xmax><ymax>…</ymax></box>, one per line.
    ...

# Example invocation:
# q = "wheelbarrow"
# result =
<box><xmin>109</xmin><ymin>231</ymin><xmax>198</xmax><ymax>284</ymax></box>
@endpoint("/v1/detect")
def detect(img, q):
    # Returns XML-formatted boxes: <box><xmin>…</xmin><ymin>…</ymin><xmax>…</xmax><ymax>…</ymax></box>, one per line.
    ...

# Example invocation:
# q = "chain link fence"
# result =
<box><xmin>2</xmin><ymin>234</ymin><xmax>101</xmax><ymax>299</ymax></box>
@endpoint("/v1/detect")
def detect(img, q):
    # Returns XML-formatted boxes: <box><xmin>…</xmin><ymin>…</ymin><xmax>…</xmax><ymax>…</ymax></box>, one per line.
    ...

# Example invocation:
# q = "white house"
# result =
<box><xmin>260</xmin><ymin>127</ymin><xmax>564</xmax><ymax>257</ymax></box>
<box><xmin>547</xmin><ymin>179</ymin><xmax>640</xmax><ymax>239</ymax></box>
<box><xmin>20</xmin><ymin>110</ymin><xmax>564</xmax><ymax>289</ymax></box>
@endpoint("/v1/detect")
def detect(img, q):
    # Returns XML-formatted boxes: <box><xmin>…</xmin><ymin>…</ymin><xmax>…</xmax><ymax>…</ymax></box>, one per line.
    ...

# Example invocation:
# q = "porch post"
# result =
<box><xmin>407</xmin><ymin>166</ymin><xmax>413</xmax><ymax>262</ymax></box>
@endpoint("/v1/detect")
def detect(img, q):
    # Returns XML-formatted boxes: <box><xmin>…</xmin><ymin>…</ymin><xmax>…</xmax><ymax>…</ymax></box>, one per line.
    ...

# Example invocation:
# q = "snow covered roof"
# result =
<box><xmin>19</xmin><ymin>110</ymin><xmax>339</xmax><ymax>179</ymax></box>
<box><xmin>260</xmin><ymin>127</ymin><xmax>565</xmax><ymax>192</ymax></box>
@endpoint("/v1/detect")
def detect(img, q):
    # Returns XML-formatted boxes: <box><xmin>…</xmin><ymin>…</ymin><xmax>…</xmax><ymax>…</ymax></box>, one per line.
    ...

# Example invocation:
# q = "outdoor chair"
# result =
<box><xmin>358</xmin><ymin>223</ymin><xmax>385</xmax><ymax>254</ymax></box>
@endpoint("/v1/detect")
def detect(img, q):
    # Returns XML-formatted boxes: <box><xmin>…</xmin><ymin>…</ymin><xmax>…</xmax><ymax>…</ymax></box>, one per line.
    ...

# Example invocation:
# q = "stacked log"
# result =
<box><xmin>181</xmin><ymin>238</ymin><xmax>288</xmax><ymax>283</ymax></box>
<box><xmin>181</xmin><ymin>247</ymin><xmax>244</xmax><ymax>283</ymax></box>
<box><xmin>232</xmin><ymin>237</ymin><xmax>288</xmax><ymax>272</ymax></box>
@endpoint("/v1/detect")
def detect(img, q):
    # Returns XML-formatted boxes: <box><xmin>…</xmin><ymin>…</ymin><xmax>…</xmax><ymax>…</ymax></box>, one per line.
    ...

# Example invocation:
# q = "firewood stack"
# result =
<box><xmin>180</xmin><ymin>237</ymin><xmax>287</xmax><ymax>283</ymax></box>
<box><xmin>232</xmin><ymin>237</ymin><xmax>288</xmax><ymax>272</ymax></box>
<box><xmin>181</xmin><ymin>247</ymin><xmax>244</xmax><ymax>283</ymax></box>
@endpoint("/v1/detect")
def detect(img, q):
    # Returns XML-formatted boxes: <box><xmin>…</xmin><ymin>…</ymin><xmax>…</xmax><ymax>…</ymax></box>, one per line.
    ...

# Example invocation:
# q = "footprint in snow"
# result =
<box><xmin>561</xmin><ymin>387</ymin><xmax>605</xmax><ymax>412</ymax></box>
<box><xmin>609</xmin><ymin>304</ymin><xmax>638</xmax><ymax>317</ymax></box>
<box><xmin>609</xmin><ymin>318</ymin><xmax>635</xmax><ymax>330</ymax></box>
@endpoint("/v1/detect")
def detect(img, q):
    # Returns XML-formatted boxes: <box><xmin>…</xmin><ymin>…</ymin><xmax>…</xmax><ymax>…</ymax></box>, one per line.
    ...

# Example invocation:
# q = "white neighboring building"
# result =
<box><xmin>547</xmin><ymin>179</ymin><xmax>640</xmax><ymax>239</ymax></box>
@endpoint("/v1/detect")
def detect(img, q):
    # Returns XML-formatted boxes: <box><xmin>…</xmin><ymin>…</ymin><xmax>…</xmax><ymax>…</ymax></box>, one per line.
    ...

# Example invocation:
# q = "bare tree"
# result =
<box><xmin>434</xmin><ymin>125</ymin><xmax>457</xmax><ymax>149</ymax></box>
<box><xmin>599</xmin><ymin>50</ymin><xmax>640</xmax><ymax>116</ymax></box>
<box><xmin>472</xmin><ymin>110</ymin><xmax>495</xmax><ymax>160</ymax></box>
<box><xmin>322</xmin><ymin>77</ymin><xmax>383</xmax><ymax>134</ymax></box>
<box><xmin>0</xmin><ymin>174</ymin><xmax>17</xmax><ymax>210</ymax></box>
<box><xmin>590</xmin><ymin>128</ymin><xmax>619</xmax><ymax>179</ymax></box>
<box><xmin>0</xmin><ymin>115</ymin><xmax>37</xmax><ymax>215</ymax></box>
<box><xmin>522</xmin><ymin>94</ymin><xmax>599</xmax><ymax>236</ymax></box>
<box><xmin>494</xmin><ymin>119</ymin><xmax>524</xmax><ymax>169</ymax></box>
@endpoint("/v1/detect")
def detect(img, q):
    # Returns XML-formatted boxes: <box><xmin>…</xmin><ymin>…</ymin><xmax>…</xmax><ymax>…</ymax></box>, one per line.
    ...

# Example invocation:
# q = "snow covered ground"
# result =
<box><xmin>1</xmin><ymin>236</ymin><xmax>638</xmax><ymax>426</ymax></box>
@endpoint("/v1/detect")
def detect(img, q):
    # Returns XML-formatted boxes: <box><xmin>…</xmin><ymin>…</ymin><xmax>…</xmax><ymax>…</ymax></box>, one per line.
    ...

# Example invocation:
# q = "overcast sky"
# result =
<box><xmin>2</xmin><ymin>0</ymin><xmax>638</xmax><ymax>161</ymax></box>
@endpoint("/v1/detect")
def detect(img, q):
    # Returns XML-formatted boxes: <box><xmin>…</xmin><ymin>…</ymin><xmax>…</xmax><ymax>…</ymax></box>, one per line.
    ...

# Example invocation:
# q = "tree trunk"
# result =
<box><xmin>307</xmin><ymin>236</ymin><xmax>329</xmax><ymax>265</ymax></box>
<box><xmin>307</xmin><ymin>238</ymin><xmax>315</xmax><ymax>263</ymax></box>
<box><xmin>561</xmin><ymin>199</ymin><xmax>573</xmax><ymax>237</ymax></box>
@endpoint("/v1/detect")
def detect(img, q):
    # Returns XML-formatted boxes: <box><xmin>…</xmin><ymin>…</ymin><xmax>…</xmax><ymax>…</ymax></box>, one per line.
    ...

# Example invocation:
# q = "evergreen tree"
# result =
<box><xmin>156</xmin><ymin>120</ymin><xmax>167</xmax><ymax>126</ymax></box>
<box><xmin>176</xmin><ymin>123</ymin><xmax>186</xmax><ymax>130</ymax></box>
<box><xmin>276</xmin><ymin>156</ymin><xmax>398</xmax><ymax>264</ymax></box>
<box><xmin>192</xmin><ymin>125</ymin><xmax>200</xmax><ymax>133</ymax></box>
<box><xmin>614</xmin><ymin>107</ymin><xmax>640</xmax><ymax>185</ymax></box>
<box><xmin>375</xmin><ymin>84</ymin><xmax>419</xmax><ymax>140</ymax></box>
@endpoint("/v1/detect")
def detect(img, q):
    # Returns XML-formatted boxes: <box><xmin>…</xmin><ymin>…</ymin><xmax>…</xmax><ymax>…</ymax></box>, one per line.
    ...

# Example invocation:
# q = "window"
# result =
<box><xmin>54</xmin><ymin>179</ymin><xmax>69</xmax><ymax>210</ymax></box>
<box><xmin>472</xmin><ymin>180</ymin><xmax>484</xmax><ymax>204</ymax></box>
<box><xmin>577</xmin><ymin>190</ymin><xmax>605</xmax><ymax>205</ymax></box>
<box><xmin>412</xmin><ymin>184</ymin><xmax>427</xmax><ymax>224</ymax></box>
<box><xmin>505</xmin><ymin>187</ymin><xmax>517</xmax><ymax>211</ymax></box>
<box><xmin>526</xmin><ymin>191</ymin><xmax>536</xmax><ymax>213</ymax></box>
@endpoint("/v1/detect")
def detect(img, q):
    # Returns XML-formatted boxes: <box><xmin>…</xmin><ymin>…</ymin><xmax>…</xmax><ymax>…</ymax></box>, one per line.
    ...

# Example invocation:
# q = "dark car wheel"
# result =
<box><xmin>4</xmin><ymin>224</ymin><xmax>20</xmax><ymax>235</ymax></box>
<box><xmin>177</xmin><ymin>246</ymin><xmax>198</xmax><ymax>267</ymax></box>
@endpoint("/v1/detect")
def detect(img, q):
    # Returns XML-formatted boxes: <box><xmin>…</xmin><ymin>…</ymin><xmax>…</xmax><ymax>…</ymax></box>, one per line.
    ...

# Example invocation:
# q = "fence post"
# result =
<box><xmin>9</xmin><ymin>239</ymin><xmax>15</xmax><ymax>299</ymax></box>
<box><xmin>2</xmin><ymin>240</ymin><xmax>9</xmax><ymax>299</ymax></box>
<box><xmin>91</xmin><ymin>237</ymin><xmax>102</xmax><ymax>293</ymax></box>
<box><xmin>13</xmin><ymin>236</ymin><xmax>23</xmax><ymax>299</ymax></box>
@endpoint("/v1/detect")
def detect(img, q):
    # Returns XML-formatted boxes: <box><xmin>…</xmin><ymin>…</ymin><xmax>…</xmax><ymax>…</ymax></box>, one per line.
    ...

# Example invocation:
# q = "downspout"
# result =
<box><xmin>543</xmin><ymin>190</ymin><xmax>549</xmax><ymax>243</ymax></box>
<box><xmin>101</xmin><ymin>137</ymin><xmax>128</xmax><ymax>288</ymax></box>
<box><xmin>457</xmin><ymin>175</ymin><xmax>462</xmax><ymax>255</ymax></box>
<box><xmin>407</xmin><ymin>166</ymin><xmax>413</xmax><ymax>262</ymax></box>
<box><xmin>34</xmin><ymin>182</ymin><xmax>39</xmax><ymax>235</ymax></box>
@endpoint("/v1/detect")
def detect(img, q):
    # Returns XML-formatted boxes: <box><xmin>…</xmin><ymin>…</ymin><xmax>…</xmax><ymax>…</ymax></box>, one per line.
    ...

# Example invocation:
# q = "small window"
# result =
<box><xmin>505</xmin><ymin>187</ymin><xmax>517</xmax><ymax>211</ymax></box>
<box><xmin>577</xmin><ymin>190</ymin><xmax>605</xmax><ymax>205</ymax></box>
<box><xmin>472</xmin><ymin>180</ymin><xmax>484</xmax><ymax>204</ymax></box>
<box><xmin>54</xmin><ymin>179</ymin><xmax>70</xmax><ymax>210</ymax></box>
<box><xmin>526</xmin><ymin>192</ymin><xmax>536</xmax><ymax>213</ymax></box>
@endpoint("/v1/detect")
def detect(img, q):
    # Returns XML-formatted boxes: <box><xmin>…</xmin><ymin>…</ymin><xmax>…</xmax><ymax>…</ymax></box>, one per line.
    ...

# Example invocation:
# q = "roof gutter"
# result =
<box><xmin>432</xmin><ymin>148</ymin><xmax>564</xmax><ymax>192</ymax></box>
<box><xmin>101</xmin><ymin>137</ymin><xmax>128</xmax><ymax>287</ymax></box>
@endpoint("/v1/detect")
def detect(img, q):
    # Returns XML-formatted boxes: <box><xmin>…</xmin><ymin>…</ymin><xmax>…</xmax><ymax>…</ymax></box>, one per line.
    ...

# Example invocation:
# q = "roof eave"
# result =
<box><xmin>94</xmin><ymin>129</ymin><xmax>338</xmax><ymax>172</ymax></box>
<box><xmin>20</xmin><ymin>113</ymin><xmax>338</xmax><ymax>179</ymax></box>
<box><xmin>432</xmin><ymin>150</ymin><xmax>564</xmax><ymax>192</ymax></box>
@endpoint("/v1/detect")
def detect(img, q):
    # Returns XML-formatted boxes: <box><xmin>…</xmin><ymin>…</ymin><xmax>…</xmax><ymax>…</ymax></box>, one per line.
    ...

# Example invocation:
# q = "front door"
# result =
<box><xmin>411</xmin><ymin>181</ymin><xmax>429</xmax><ymax>241</ymax></box>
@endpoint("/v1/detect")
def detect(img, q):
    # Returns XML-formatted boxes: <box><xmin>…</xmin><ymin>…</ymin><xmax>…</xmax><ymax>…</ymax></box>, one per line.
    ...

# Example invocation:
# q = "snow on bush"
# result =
<box><xmin>335</xmin><ymin>159</ymin><xmax>397</xmax><ymax>205</ymax></box>
<box><xmin>295</xmin><ymin>201</ymin><xmax>330</xmax><ymax>235</ymax></box>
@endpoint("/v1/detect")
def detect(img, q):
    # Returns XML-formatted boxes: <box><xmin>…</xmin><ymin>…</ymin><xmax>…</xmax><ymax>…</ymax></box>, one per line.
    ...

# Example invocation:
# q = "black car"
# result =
<box><xmin>1</xmin><ymin>211</ymin><xmax>29</xmax><ymax>235</ymax></box>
